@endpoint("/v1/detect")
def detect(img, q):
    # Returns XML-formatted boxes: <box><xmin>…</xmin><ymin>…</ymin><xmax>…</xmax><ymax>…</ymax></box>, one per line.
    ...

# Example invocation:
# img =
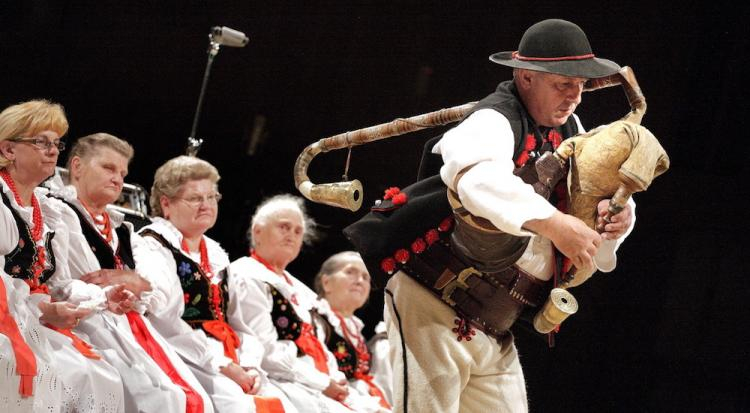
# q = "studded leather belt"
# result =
<box><xmin>399</xmin><ymin>237</ymin><xmax>549</xmax><ymax>339</ymax></box>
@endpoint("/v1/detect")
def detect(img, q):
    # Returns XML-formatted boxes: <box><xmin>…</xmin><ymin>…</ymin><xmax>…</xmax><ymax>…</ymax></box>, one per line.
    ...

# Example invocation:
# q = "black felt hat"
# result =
<box><xmin>490</xmin><ymin>19</ymin><xmax>620</xmax><ymax>79</ymax></box>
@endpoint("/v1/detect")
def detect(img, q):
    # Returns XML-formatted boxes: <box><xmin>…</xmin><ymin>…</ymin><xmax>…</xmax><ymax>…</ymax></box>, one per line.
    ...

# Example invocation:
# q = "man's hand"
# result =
<box><xmin>105</xmin><ymin>284</ymin><xmax>137</xmax><ymax>315</ymax></box>
<box><xmin>38</xmin><ymin>301</ymin><xmax>93</xmax><ymax>329</ymax></box>
<box><xmin>323</xmin><ymin>378</ymin><xmax>349</xmax><ymax>402</ymax></box>
<box><xmin>597</xmin><ymin>199</ymin><xmax>633</xmax><ymax>240</ymax></box>
<box><xmin>81</xmin><ymin>269</ymin><xmax>152</xmax><ymax>297</ymax></box>
<box><xmin>524</xmin><ymin>210</ymin><xmax>602</xmax><ymax>269</ymax></box>
<box><xmin>220</xmin><ymin>362</ymin><xmax>260</xmax><ymax>395</ymax></box>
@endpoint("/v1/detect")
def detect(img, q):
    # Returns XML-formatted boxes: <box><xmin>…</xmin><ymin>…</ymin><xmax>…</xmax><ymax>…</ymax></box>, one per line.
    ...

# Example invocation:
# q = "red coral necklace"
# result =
<box><xmin>0</xmin><ymin>169</ymin><xmax>47</xmax><ymax>283</ymax></box>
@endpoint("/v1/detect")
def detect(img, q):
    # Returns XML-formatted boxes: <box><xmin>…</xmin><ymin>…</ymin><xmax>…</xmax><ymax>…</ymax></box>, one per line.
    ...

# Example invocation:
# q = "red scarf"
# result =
<box><xmin>181</xmin><ymin>237</ymin><xmax>240</xmax><ymax>364</ymax></box>
<box><xmin>127</xmin><ymin>312</ymin><xmax>205</xmax><ymax>413</ymax></box>
<box><xmin>0</xmin><ymin>277</ymin><xmax>37</xmax><ymax>397</ymax></box>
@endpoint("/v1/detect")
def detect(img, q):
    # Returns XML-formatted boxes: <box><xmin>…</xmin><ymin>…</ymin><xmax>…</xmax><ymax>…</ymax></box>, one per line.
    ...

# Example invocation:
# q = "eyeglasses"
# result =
<box><xmin>11</xmin><ymin>136</ymin><xmax>66</xmax><ymax>152</ymax></box>
<box><xmin>176</xmin><ymin>192</ymin><xmax>222</xmax><ymax>207</ymax></box>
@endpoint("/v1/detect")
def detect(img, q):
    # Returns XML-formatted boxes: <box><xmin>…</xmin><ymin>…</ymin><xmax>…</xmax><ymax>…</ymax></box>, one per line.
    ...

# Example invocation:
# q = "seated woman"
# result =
<box><xmin>313</xmin><ymin>251</ymin><xmax>391</xmax><ymax>411</ymax></box>
<box><xmin>227</xmin><ymin>194</ymin><xmax>379</xmax><ymax>413</ymax></box>
<box><xmin>55</xmin><ymin>133</ymin><xmax>212</xmax><ymax>413</ymax></box>
<box><xmin>0</xmin><ymin>100</ymin><xmax>126</xmax><ymax>412</ymax></box>
<box><xmin>139</xmin><ymin>155</ymin><xmax>290</xmax><ymax>413</ymax></box>
<box><xmin>1</xmin><ymin>267</ymin><xmax>61</xmax><ymax>412</ymax></box>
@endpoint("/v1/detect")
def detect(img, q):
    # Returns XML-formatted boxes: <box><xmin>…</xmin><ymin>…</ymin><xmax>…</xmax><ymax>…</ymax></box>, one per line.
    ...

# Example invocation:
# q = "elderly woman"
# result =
<box><xmin>139</xmin><ymin>155</ymin><xmax>290</xmax><ymax>413</ymax></box>
<box><xmin>0</xmin><ymin>100</ymin><xmax>125</xmax><ymax>412</ymax></box>
<box><xmin>227</xmin><ymin>194</ymin><xmax>375</xmax><ymax>413</ymax></box>
<box><xmin>54</xmin><ymin>133</ymin><xmax>212</xmax><ymax>413</ymax></box>
<box><xmin>313</xmin><ymin>251</ymin><xmax>391</xmax><ymax>412</ymax></box>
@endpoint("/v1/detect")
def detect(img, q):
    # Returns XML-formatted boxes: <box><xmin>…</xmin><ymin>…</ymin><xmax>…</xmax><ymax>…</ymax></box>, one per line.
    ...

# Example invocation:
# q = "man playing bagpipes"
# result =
<box><xmin>342</xmin><ymin>19</ymin><xmax>668</xmax><ymax>413</ymax></box>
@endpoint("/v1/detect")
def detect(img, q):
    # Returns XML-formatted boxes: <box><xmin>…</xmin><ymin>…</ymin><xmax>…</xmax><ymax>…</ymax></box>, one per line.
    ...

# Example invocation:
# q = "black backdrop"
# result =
<box><xmin>2</xmin><ymin>1</ymin><xmax>748</xmax><ymax>411</ymax></box>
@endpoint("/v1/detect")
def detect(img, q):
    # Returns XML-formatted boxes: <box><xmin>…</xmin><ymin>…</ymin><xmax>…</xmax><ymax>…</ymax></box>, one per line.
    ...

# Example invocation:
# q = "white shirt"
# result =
<box><xmin>433</xmin><ymin>109</ymin><xmax>634</xmax><ymax>280</ymax></box>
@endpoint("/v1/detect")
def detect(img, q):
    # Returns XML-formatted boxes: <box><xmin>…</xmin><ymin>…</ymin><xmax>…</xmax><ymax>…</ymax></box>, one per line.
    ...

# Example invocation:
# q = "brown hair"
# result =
<box><xmin>66</xmin><ymin>132</ymin><xmax>134</xmax><ymax>170</ymax></box>
<box><xmin>149</xmin><ymin>156</ymin><xmax>220</xmax><ymax>217</ymax></box>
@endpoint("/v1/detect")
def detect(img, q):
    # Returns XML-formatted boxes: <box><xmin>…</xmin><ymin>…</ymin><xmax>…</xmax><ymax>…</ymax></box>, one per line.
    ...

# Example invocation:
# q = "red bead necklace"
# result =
<box><xmin>333</xmin><ymin>311</ymin><xmax>370</xmax><ymax>374</ymax></box>
<box><xmin>78</xmin><ymin>198</ymin><xmax>114</xmax><ymax>243</ymax></box>
<box><xmin>1</xmin><ymin>169</ymin><xmax>47</xmax><ymax>288</ymax></box>
<box><xmin>181</xmin><ymin>237</ymin><xmax>224</xmax><ymax>321</ymax></box>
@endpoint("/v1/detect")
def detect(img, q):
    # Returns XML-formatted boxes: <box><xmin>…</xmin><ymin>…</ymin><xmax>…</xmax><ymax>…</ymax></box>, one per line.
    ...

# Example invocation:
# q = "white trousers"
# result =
<box><xmin>384</xmin><ymin>272</ymin><xmax>528</xmax><ymax>413</ymax></box>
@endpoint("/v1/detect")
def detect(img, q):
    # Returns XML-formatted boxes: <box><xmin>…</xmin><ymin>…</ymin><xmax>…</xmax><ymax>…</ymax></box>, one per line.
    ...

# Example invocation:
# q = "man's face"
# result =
<box><xmin>519</xmin><ymin>70</ymin><xmax>588</xmax><ymax>127</ymax></box>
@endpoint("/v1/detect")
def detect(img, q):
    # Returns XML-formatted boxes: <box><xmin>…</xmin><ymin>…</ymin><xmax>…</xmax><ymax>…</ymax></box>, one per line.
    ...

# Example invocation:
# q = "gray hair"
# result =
<box><xmin>247</xmin><ymin>194</ymin><xmax>317</xmax><ymax>247</ymax></box>
<box><xmin>313</xmin><ymin>251</ymin><xmax>363</xmax><ymax>297</ymax></box>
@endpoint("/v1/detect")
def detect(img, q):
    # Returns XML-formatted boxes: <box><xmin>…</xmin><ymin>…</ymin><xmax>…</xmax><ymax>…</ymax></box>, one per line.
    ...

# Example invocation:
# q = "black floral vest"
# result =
<box><xmin>268</xmin><ymin>284</ymin><xmax>305</xmax><ymax>341</ymax></box>
<box><xmin>1</xmin><ymin>190</ymin><xmax>56</xmax><ymax>285</ymax></box>
<box><xmin>318</xmin><ymin>314</ymin><xmax>369</xmax><ymax>380</ymax></box>
<box><xmin>61</xmin><ymin>200</ymin><xmax>135</xmax><ymax>270</ymax></box>
<box><xmin>140</xmin><ymin>229</ymin><xmax>229</xmax><ymax>326</ymax></box>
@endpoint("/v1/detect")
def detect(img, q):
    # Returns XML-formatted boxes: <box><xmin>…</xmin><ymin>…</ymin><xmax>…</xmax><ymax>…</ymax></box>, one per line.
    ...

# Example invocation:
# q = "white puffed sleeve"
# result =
<box><xmin>140</xmin><ymin>234</ymin><xmax>233</xmax><ymax>373</ymax></box>
<box><xmin>227</xmin><ymin>259</ymin><xmax>331</xmax><ymax>391</ymax></box>
<box><xmin>433</xmin><ymin>109</ymin><xmax>556</xmax><ymax>236</ymax></box>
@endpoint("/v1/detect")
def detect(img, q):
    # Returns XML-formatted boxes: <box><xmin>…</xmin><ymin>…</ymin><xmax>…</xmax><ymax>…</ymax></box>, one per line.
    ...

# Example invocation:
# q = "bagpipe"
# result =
<box><xmin>294</xmin><ymin>66</ymin><xmax>670</xmax><ymax>334</ymax></box>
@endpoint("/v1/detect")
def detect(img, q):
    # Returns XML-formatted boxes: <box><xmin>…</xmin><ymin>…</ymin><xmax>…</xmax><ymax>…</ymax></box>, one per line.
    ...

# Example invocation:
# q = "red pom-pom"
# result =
<box><xmin>425</xmin><ymin>229</ymin><xmax>440</xmax><ymax>245</ymax></box>
<box><xmin>411</xmin><ymin>238</ymin><xmax>426</xmax><ymax>254</ymax></box>
<box><xmin>394</xmin><ymin>248</ymin><xmax>410</xmax><ymax>264</ymax></box>
<box><xmin>383</xmin><ymin>187</ymin><xmax>401</xmax><ymax>200</ymax></box>
<box><xmin>438</xmin><ymin>217</ymin><xmax>453</xmax><ymax>232</ymax></box>
<box><xmin>548</xmin><ymin>130</ymin><xmax>562</xmax><ymax>148</ymax></box>
<box><xmin>524</xmin><ymin>134</ymin><xmax>536</xmax><ymax>151</ymax></box>
<box><xmin>392</xmin><ymin>192</ymin><xmax>408</xmax><ymax>205</ymax></box>
<box><xmin>184</xmin><ymin>293</ymin><xmax>190</xmax><ymax>304</ymax></box>
<box><xmin>380</xmin><ymin>257</ymin><xmax>396</xmax><ymax>274</ymax></box>
<box><xmin>515</xmin><ymin>151</ymin><xmax>529</xmax><ymax>167</ymax></box>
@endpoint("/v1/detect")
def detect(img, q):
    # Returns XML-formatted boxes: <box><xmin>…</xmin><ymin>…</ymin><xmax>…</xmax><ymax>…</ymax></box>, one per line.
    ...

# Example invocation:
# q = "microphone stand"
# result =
<box><xmin>186</xmin><ymin>36</ymin><xmax>222</xmax><ymax>156</ymax></box>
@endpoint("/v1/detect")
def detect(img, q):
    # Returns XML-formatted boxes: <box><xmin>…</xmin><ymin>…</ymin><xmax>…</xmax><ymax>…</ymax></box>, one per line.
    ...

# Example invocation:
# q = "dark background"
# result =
<box><xmin>1</xmin><ymin>1</ymin><xmax>747</xmax><ymax>411</ymax></box>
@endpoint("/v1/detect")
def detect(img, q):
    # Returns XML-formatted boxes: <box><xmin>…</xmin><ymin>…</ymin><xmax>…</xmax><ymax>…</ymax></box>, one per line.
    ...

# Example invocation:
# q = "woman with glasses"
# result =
<box><xmin>0</xmin><ymin>100</ymin><xmax>126</xmax><ymax>412</ymax></box>
<box><xmin>226</xmin><ymin>194</ymin><xmax>357</xmax><ymax>413</ymax></box>
<box><xmin>53</xmin><ymin>134</ymin><xmax>213</xmax><ymax>413</ymax></box>
<box><xmin>139</xmin><ymin>155</ymin><xmax>291</xmax><ymax>413</ymax></box>
<box><xmin>313</xmin><ymin>252</ymin><xmax>391</xmax><ymax>412</ymax></box>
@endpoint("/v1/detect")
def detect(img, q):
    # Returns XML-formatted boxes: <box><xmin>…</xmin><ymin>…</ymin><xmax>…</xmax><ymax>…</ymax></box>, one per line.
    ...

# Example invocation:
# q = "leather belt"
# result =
<box><xmin>399</xmin><ymin>238</ymin><xmax>549</xmax><ymax>339</ymax></box>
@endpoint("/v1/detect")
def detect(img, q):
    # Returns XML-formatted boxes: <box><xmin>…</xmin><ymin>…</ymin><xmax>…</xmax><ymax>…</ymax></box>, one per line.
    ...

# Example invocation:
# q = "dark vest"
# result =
<box><xmin>344</xmin><ymin>80</ymin><xmax>579</xmax><ymax>285</ymax></box>
<box><xmin>318</xmin><ymin>314</ymin><xmax>369</xmax><ymax>380</ymax></box>
<box><xmin>139</xmin><ymin>229</ymin><xmax>229</xmax><ymax>326</ymax></box>
<box><xmin>267</xmin><ymin>284</ymin><xmax>305</xmax><ymax>341</ymax></box>
<box><xmin>1</xmin><ymin>190</ymin><xmax>56</xmax><ymax>285</ymax></box>
<box><xmin>60</xmin><ymin>199</ymin><xmax>135</xmax><ymax>270</ymax></box>
<box><xmin>418</xmin><ymin>80</ymin><xmax>578</xmax><ymax>179</ymax></box>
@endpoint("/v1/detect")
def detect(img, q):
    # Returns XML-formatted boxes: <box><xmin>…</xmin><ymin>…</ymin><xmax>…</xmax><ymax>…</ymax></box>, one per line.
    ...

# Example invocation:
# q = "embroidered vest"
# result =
<box><xmin>61</xmin><ymin>199</ymin><xmax>135</xmax><ymax>270</ymax></box>
<box><xmin>140</xmin><ymin>230</ymin><xmax>229</xmax><ymax>326</ymax></box>
<box><xmin>267</xmin><ymin>284</ymin><xmax>305</xmax><ymax>341</ymax></box>
<box><xmin>1</xmin><ymin>190</ymin><xmax>56</xmax><ymax>284</ymax></box>
<box><xmin>318</xmin><ymin>315</ymin><xmax>369</xmax><ymax>380</ymax></box>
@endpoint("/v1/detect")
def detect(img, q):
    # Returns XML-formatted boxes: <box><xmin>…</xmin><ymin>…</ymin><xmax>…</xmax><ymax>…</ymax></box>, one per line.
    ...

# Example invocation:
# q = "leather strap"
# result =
<box><xmin>400</xmin><ymin>239</ymin><xmax>549</xmax><ymax>338</ymax></box>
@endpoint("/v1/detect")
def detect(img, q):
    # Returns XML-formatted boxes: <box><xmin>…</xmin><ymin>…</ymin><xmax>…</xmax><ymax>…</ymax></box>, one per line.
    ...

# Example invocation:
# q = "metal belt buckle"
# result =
<box><xmin>441</xmin><ymin>266</ymin><xmax>482</xmax><ymax>306</ymax></box>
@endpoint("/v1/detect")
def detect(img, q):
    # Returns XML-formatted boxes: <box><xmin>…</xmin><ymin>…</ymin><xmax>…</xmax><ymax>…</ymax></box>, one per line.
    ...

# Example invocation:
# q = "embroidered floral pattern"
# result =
<box><xmin>177</xmin><ymin>262</ymin><xmax>192</xmax><ymax>278</ymax></box>
<box><xmin>269</xmin><ymin>287</ymin><xmax>302</xmax><ymax>341</ymax></box>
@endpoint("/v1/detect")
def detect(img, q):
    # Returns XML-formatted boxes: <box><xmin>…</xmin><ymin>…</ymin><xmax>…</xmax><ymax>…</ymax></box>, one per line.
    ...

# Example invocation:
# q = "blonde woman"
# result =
<box><xmin>0</xmin><ymin>100</ymin><xmax>126</xmax><ymax>412</ymax></box>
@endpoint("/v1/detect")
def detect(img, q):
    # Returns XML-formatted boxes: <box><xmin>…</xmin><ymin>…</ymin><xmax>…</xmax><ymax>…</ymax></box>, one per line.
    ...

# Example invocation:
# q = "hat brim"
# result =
<box><xmin>489</xmin><ymin>51</ymin><xmax>621</xmax><ymax>79</ymax></box>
